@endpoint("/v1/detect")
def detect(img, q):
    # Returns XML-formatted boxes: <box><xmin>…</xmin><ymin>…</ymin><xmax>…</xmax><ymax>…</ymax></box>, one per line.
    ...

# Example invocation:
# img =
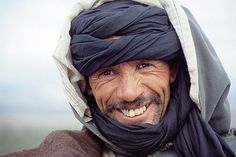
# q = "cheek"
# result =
<box><xmin>91</xmin><ymin>81</ymin><xmax>117</xmax><ymax>113</ymax></box>
<box><xmin>141</xmin><ymin>73</ymin><xmax>170</xmax><ymax>106</ymax></box>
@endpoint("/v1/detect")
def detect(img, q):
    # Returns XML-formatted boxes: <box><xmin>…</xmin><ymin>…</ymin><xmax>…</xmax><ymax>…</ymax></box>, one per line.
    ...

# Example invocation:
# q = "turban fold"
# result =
<box><xmin>70</xmin><ymin>0</ymin><xmax>181</xmax><ymax>76</ymax></box>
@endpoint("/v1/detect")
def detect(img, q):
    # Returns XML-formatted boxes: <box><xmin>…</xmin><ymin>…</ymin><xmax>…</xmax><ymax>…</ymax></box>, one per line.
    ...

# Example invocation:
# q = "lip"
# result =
<box><xmin>112</xmin><ymin>103</ymin><xmax>156</xmax><ymax>125</ymax></box>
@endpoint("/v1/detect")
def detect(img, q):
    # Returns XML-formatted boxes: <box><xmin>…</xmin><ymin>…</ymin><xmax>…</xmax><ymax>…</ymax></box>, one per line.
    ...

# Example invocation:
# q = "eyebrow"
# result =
<box><xmin>91</xmin><ymin>66</ymin><xmax>115</xmax><ymax>76</ymax></box>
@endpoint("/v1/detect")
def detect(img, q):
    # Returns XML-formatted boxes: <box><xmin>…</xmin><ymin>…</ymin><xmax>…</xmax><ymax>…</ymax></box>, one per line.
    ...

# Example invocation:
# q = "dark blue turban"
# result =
<box><xmin>70</xmin><ymin>0</ymin><xmax>181</xmax><ymax>76</ymax></box>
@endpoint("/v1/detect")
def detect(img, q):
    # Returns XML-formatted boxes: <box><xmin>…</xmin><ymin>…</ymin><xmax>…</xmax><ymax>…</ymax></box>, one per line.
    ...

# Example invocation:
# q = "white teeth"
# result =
<box><xmin>121</xmin><ymin>105</ymin><xmax>148</xmax><ymax>117</ymax></box>
<box><xmin>129</xmin><ymin>110</ymin><xmax>135</xmax><ymax>117</ymax></box>
<box><xmin>134</xmin><ymin>108</ymin><xmax>140</xmax><ymax>115</ymax></box>
<box><xmin>143</xmin><ymin>106</ymin><xmax>146</xmax><ymax>111</ymax></box>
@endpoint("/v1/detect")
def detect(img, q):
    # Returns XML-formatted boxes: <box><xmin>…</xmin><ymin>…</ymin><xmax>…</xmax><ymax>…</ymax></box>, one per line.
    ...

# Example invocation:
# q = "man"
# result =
<box><xmin>2</xmin><ymin>0</ymin><xmax>236</xmax><ymax>157</ymax></box>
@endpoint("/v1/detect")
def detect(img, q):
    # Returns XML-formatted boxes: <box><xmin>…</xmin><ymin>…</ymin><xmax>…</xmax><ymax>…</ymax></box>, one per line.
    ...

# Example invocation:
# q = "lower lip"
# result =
<box><xmin>113</xmin><ymin>103</ymin><xmax>156</xmax><ymax>125</ymax></box>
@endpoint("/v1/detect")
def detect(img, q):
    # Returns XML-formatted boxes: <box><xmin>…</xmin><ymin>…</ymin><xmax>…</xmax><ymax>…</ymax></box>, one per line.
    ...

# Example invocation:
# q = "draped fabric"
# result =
<box><xmin>70</xmin><ymin>1</ymin><xmax>236</xmax><ymax>156</ymax></box>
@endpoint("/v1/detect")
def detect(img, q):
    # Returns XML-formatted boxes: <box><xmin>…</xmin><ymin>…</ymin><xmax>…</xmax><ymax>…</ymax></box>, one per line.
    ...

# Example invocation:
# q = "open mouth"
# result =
<box><xmin>119</xmin><ymin>104</ymin><xmax>149</xmax><ymax>118</ymax></box>
<box><xmin>112</xmin><ymin>102</ymin><xmax>158</xmax><ymax>125</ymax></box>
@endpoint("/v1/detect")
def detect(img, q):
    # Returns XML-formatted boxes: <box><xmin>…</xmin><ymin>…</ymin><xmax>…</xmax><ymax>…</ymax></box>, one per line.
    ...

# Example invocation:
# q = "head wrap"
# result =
<box><xmin>70</xmin><ymin>0</ymin><xmax>180</xmax><ymax>76</ymax></box>
<box><xmin>70</xmin><ymin>1</ymin><xmax>235</xmax><ymax>157</ymax></box>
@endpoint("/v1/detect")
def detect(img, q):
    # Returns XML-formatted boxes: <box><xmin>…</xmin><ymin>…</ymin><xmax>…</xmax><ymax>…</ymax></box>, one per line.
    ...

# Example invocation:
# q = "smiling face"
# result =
<box><xmin>87</xmin><ymin>60</ymin><xmax>178</xmax><ymax>125</ymax></box>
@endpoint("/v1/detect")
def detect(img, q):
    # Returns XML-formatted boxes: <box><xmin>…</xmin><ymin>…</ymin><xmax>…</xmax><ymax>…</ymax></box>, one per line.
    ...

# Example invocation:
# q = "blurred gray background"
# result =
<box><xmin>0</xmin><ymin>0</ymin><xmax>236</xmax><ymax>155</ymax></box>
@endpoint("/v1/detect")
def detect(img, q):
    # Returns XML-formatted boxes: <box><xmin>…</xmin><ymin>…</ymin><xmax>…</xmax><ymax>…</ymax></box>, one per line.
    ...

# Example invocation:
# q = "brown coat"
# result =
<box><xmin>1</xmin><ymin>129</ymin><xmax>103</xmax><ymax>157</ymax></box>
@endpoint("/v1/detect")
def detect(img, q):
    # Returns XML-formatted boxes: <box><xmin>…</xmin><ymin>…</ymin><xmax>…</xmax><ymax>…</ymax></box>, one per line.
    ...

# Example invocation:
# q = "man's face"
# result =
<box><xmin>88</xmin><ymin>60</ymin><xmax>177</xmax><ymax>125</ymax></box>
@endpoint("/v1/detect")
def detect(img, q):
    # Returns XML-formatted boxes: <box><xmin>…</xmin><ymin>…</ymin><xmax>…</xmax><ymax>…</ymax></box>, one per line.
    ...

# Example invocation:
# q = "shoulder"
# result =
<box><xmin>2</xmin><ymin>129</ymin><xmax>103</xmax><ymax>157</ymax></box>
<box><xmin>40</xmin><ymin>129</ymin><xmax>103</xmax><ymax>157</ymax></box>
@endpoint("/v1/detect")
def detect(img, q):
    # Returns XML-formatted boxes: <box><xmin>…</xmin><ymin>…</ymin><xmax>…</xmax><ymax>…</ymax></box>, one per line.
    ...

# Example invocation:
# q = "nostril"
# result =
<box><xmin>119</xmin><ymin>87</ymin><xmax>139</xmax><ymax>102</ymax></box>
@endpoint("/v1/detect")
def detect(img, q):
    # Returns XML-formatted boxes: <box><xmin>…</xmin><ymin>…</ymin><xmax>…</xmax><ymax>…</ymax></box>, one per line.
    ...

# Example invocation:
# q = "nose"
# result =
<box><xmin>116</xmin><ymin>75</ymin><xmax>142</xmax><ymax>102</ymax></box>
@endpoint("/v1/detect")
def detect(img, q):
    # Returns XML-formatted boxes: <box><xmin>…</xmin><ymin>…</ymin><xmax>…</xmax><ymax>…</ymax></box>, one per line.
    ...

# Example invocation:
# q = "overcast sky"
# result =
<box><xmin>0</xmin><ymin>0</ymin><xmax>235</xmax><ymax>114</ymax></box>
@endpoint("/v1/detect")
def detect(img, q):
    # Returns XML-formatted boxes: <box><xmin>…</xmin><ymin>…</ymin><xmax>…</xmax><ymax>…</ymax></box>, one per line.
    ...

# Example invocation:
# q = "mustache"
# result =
<box><xmin>104</xmin><ymin>93</ymin><xmax>162</xmax><ymax>114</ymax></box>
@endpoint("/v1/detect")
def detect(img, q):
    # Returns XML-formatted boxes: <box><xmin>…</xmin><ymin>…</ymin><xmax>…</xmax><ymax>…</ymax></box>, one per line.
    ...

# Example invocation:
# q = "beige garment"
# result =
<box><xmin>1</xmin><ymin>129</ymin><xmax>103</xmax><ymax>157</ymax></box>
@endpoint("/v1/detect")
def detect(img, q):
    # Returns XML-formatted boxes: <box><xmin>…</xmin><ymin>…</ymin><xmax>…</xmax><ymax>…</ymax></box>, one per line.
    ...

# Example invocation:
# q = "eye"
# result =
<box><xmin>98</xmin><ymin>69</ymin><xmax>115</xmax><ymax>77</ymax></box>
<box><xmin>136</xmin><ymin>63</ymin><xmax>152</xmax><ymax>70</ymax></box>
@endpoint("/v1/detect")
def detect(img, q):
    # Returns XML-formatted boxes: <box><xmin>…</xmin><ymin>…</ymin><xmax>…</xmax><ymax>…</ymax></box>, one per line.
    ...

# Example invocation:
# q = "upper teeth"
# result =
<box><xmin>121</xmin><ymin>106</ymin><xmax>147</xmax><ymax>118</ymax></box>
